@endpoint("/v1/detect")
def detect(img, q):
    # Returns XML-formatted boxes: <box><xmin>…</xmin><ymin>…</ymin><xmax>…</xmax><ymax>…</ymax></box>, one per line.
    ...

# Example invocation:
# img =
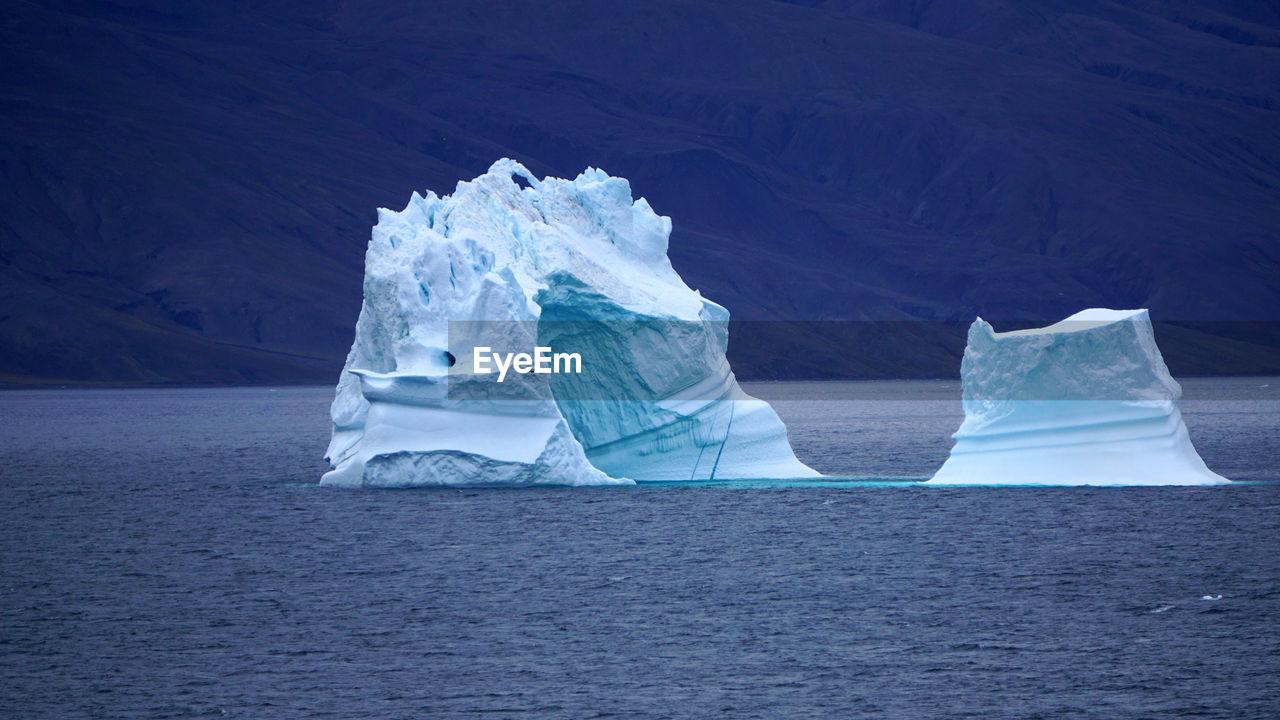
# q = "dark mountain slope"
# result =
<box><xmin>2</xmin><ymin>0</ymin><xmax>1277</xmax><ymax>383</ymax></box>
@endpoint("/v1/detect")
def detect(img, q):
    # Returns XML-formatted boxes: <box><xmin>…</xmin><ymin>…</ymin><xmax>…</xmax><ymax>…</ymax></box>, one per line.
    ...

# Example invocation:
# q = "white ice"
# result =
<box><xmin>322</xmin><ymin>159</ymin><xmax>816</xmax><ymax>487</ymax></box>
<box><xmin>927</xmin><ymin>308</ymin><xmax>1229</xmax><ymax>486</ymax></box>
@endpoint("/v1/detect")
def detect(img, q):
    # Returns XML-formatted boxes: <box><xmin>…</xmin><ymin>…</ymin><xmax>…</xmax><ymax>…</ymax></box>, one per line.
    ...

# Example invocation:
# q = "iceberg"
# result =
<box><xmin>928</xmin><ymin>308</ymin><xmax>1229</xmax><ymax>486</ymax></box>
<box><xmin>322</xmin><ymin>159</ymin><xmax>816</xmax><ymax>487</ymax></box>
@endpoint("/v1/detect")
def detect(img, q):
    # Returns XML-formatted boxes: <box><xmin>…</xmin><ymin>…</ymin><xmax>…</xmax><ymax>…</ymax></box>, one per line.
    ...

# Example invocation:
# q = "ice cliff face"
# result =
<box><xmin>928</xmin><ymin>309</ymin><xmax>1228</xmax><ymax>485</ymax></box>
<box><xmin>323</xmin><ymin>159</ymin><xmax>816</xmax><ymax>486</ymax></box>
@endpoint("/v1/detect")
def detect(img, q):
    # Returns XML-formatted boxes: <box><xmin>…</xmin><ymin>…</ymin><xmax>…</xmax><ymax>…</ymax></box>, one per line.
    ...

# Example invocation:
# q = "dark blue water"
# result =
<box><xmin>2</xmin><ymin>380</ymin><xmax>1278</xmax><ymax>719</ymax></box>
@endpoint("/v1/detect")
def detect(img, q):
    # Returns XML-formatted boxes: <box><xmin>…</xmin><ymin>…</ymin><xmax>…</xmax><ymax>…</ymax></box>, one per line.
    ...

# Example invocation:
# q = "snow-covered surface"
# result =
<box><xmin>993</xmin><ymin>308</ymin><xmax>1145</xmax><ymax>337</ymax></box>
<box><xmin>322</xmin><ymin>159</ymin><xmax>815</xmax><ymax>487</ymax></box>
<box><xmin>928</xmin><ymin>309</ymin><xmax>1228</xmax><ymax>485</ymax></box>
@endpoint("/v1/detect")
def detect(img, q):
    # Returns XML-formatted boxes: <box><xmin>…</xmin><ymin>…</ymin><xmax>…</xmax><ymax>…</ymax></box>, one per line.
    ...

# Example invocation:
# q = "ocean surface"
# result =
<box><xmin>1</xmin><ymin>378</ymin><xmax>1278</xmax><ymax>719</ymax></box>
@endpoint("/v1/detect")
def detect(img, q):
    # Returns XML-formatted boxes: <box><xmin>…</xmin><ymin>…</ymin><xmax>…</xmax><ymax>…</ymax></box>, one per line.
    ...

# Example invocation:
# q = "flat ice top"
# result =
<box><xmin>993</xmin><ymin>308</ymin><xmax>1145</xmax><ymax>337</ymax></box>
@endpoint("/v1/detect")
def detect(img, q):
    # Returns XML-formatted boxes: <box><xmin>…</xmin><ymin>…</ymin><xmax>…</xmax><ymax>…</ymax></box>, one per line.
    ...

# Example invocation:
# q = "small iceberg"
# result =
<box><xmin>928</xmin><ymin>309</ymin><xmax>1229</xmax><ymax>486</ymax></box>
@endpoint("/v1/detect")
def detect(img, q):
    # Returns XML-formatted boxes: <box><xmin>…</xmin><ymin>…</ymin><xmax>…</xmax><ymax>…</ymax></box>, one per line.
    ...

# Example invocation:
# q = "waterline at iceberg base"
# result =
<box><xmin>322</xmin><ymin>159</ymin><xmax>816</xmax><ymax>487</ymax></box>
<box><xmin>928</xmin><ymin>309</ymin><xmax>1229</xmax><ymax>486</ymax></box>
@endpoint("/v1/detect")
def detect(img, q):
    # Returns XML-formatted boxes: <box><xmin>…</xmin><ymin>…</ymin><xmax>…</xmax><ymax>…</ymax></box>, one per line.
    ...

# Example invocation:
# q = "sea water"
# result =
<box><xmin>1</xmin><ymin>379</ymin><xmax>1277</xmax><ymax>718</ymax></box>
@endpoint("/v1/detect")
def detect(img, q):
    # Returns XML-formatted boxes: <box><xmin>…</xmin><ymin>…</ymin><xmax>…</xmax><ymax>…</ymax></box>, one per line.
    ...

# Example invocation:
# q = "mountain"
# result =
<box><xmin>2</xmin><ymin>0</ymin><xmax>1278</xmax><ymax>384</ymax></box>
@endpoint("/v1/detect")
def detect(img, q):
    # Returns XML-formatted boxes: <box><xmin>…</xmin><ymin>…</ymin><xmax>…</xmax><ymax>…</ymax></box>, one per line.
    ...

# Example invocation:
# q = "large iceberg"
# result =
<box><xmin>928</xmin><ymin>309</ymin><xmax>1228</xmax><ymax>486</ymax></box>
<box><xmin>322</xmin><ymin>159</ymin><xmax>816</xmax><ymax>487</ymax></box>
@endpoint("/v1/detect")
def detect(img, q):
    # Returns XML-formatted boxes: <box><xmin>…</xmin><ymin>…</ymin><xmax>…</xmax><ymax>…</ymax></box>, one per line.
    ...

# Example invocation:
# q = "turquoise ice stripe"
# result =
<box><xmin>290</xmin><ymin>478</ymin><xmax>1273</xmax><ymax>490</ymax></box>
<box><xmin>633</xmin><ymin>477</ymin><xmax>929</xmax><ymax>488</ymax></box>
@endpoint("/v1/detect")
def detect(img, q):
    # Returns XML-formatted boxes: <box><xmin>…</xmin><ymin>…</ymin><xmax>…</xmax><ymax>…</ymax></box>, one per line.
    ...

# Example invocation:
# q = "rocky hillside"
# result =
<box><xmin>2</xmin><ymin>0</ymin><xmax>1277</xmax><ymax>383</ymax></box>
